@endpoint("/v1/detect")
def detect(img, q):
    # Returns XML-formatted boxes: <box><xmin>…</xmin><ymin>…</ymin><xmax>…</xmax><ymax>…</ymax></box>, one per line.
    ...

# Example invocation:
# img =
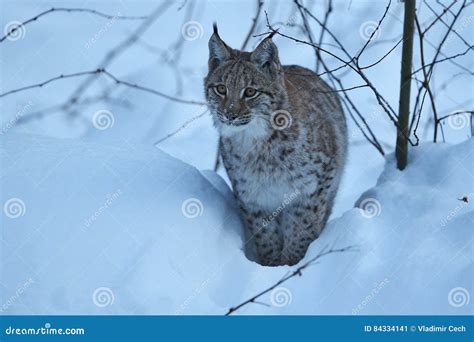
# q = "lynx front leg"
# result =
<box><xmin>240</xmin><ymin>204</ymin><xmax>283</xmax><ymax>266</ymax></box>
<box><xmin>280</xmin><ymin>201</ymin><xmax>327</xmax><ymax>265</ymax></box>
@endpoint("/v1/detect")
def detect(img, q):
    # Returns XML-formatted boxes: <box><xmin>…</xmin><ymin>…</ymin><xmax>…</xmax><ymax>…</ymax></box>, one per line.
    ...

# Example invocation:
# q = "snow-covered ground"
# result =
<box><xmin>1</xmin><ymin>134</ymin><xmax>472</xmax><ymax>315</ymax></box>
<box><xmin>1</xmin><ymin>0</ymin><xmax>473</xmax><ymax>315</ymax></box>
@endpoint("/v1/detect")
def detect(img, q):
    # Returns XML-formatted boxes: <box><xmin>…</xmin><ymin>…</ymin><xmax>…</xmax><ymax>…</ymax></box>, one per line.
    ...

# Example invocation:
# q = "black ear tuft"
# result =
<box><xmin>213</xmin><ymin>22</ymin><xmax>218</xmax><ymax>35</ymax></box>
<box><xmin>208</xmin><ymin>24</ymin><xmax>231</xmax><ymax>72</ymax></box>
<box><xmin>268</xmin><ymin>29</ymin><xmax>278</xmax><ymax>39</ymax></box>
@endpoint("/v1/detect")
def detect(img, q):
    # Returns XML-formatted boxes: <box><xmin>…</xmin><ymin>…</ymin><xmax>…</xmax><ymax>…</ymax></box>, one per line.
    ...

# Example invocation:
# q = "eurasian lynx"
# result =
<box><xmin>204</xmin><ymin>25</ymin><xmax>347</xmax><ymax>266</ymax></box>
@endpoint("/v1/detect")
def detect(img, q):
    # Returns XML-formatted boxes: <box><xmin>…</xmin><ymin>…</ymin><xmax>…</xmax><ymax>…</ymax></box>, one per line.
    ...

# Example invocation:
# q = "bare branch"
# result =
<box><xmin>414</xmin><ymin>16</ymin><xmax>440</xmax><ymax>143</ymax></box>
<box><xmin>411</xmin><ymin>45</ymin><xmax>473</xmax><ymax>75</ymax></box>
<box><xmin>277</xmin><ymin>3</ymin><xmax>415</xmax><ymax>148</ymax></box>
<box><xmin>315</xmin><ymin>0</ymin><xmax>333</xmax><ymax>73</ymax></box>
<box><xmin>414</xmin><ymin>0</ymin><xmax>468</xmax><ymax>142</ymax></box>
<box><xmin>225</xmin><ymin>245</ymin><xmax>357</xmax><ymax>315</ymax></box>
<box><xmin>241</xmin><ymin>0</ymin><xmax>264</xmax><ymax>50</ymax></box>
<box><xmin>0</xmin><ymin>7</ymin><xmax>147</xmax><ymax>43</ymax></box>
<box><xmin>101</xmin><ymin>70</ymin><xmax>206</xmax><ymax>105</ymax></box>
<box><xmin>64</xmin><ymin>2</ymin><xmax>173</xmax><ymax>108</ymax></box>
<box><xmin>355</xmin><ymin>0</ymin><xmax>392</xmax><ymax>60</ymax></box>
<box><xmin>421</xmin><ymin>0</ymin><xmax>457</xmax><ymax>35</ymax></box>
<box><xmin>154</xmin><ymin>107</ymin><xmax>209</xmax><ymax>145</ymax></box>
<box><xmin>0</xmin><ymin>69</ymin><xmax>206</xmax><ymax>106</ymax></box>
<box><xmin>288</xmin><ymin>7</ymin><xmax>386</xmax><ymax>155</ymax></box>
<box><xmin>437</xmin><ymin>110</ymin><xmax>473</xmax><ymax>123</ymax></box>
<box><xmin>0</xmin><ymin>70</ymin><xmax>100</xmax><ymax>99</ymax></box>
<box><xmin>428</xmin><ymin>0</ymin><xmax>473</xmax><ymax>48</ymax></box>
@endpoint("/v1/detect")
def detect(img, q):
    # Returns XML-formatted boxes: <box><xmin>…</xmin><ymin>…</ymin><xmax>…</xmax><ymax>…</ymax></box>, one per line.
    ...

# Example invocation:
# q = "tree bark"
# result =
<box><xmin>396</xmin><ymin>0</ymin><xmax>416</xmax><ymax>170</ymax></box>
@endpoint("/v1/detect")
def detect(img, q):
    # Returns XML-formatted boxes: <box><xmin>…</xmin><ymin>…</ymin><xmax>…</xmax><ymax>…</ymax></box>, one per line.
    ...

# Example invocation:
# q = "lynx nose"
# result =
<box><xmin>225</xmin><ymin>102</ymin><xmax>240</xmax><ymax>120</ymax></box>
<box><xmin>226</xmin><ymin>111</ymin><xmax>239</xmax><ymax>120</ymax></box>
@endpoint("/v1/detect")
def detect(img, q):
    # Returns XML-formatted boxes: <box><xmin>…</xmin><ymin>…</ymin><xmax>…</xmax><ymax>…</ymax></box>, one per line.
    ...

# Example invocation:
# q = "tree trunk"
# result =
<box><xmin>395</xmin><ymin>0</ymin><xmax>416</xmax><ymax>170</ymax></box>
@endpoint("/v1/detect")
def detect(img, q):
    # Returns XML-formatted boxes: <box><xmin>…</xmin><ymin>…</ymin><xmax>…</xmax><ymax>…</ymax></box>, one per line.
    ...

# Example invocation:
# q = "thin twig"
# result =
<box><xmin>315</xmin><ymin>0</ymin><xmax>333</xmax><ymax>73</ymax></box>
<box><xmin>241</xmin><ymin>0</ymin><xmax>264</xmax><ymax>50</ymax></box>
<box><xmin>64</xmin><ymin>2</ymin><xmax>173</xmax><ymax>108</ymax></box>
<box><xmin>226</xmin><ymin>245</ymin><xmax>357</xmax><ymax>315</ymax></box>
<box><xmin>0</xmin><ymin>68</ymin><xmax>206</xmax><ymax>105</ymax></box>
<box><xmin>154</xmin><ymin>107</ymin><xmax>209</xmax><ymax>145</ymax></box>
<box><xmin>0</xmin><ymin>7</ymin><xmax>147</xmax><ymax>43</ymax></box>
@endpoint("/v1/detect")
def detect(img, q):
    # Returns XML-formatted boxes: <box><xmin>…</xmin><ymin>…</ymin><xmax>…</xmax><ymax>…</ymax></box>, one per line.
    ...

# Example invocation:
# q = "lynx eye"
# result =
<box><xmin>243</xmin><ymin>87</ymin><xmax>258</xmax><ymax>98</ymax></box>
<box><xmin>214</xmin><ymin>84</ymin><xmax>227</xmax><ymax>96</ymax></box>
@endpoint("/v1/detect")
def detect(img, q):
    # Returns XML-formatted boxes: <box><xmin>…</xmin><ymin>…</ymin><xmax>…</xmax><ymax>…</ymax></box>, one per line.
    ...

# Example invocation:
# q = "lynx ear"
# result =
<box><xmin>250</xmin><ymin>37</ymin><xmax>281</xmax><ymax>77</ymax></box>
<box><xmin>208</xmin><ymin>24</ymin><xmax>231</xmax><ymax>71</ymax></box>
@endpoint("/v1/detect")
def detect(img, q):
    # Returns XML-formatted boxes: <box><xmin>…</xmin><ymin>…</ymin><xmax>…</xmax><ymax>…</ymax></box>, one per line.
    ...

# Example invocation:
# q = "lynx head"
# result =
<box><xmin>204</xmin><ymin>24</ymin><xmax>288</xmax><ymax>137</ymax></box>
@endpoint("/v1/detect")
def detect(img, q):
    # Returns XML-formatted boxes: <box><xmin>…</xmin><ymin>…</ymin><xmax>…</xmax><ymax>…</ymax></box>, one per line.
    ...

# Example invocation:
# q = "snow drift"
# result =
<box><xmin>1</xmin><ymin>134</ymin><xmax>472</xmax><ymax>315</ymax></box>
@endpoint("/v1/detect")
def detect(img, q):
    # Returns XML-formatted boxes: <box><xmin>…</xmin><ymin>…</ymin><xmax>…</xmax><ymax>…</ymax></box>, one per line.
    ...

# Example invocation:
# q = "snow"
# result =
<box><xmin>1</xmin><ymin>134</ymin><xmax>472</xmax><ymax>315</ymax></box>
<box><xmin>1</xmin><ymin>0</ymin><xmax>472</xmax><ymax>316</ymax></box>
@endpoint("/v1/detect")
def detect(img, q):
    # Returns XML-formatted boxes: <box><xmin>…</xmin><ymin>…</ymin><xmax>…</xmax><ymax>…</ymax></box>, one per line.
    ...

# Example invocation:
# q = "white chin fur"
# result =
<box><xmin>217</xmin><ymin>115</ymin><xmax>270</xmax><ymax>139</ymax></box>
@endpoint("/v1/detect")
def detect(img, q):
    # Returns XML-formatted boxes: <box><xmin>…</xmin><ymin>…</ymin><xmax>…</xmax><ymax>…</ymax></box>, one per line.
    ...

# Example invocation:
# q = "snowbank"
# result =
<box><xmin>1</xmin><ymin>134</ymin><xmax>472</xmax><ymax>315</ymax></box>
